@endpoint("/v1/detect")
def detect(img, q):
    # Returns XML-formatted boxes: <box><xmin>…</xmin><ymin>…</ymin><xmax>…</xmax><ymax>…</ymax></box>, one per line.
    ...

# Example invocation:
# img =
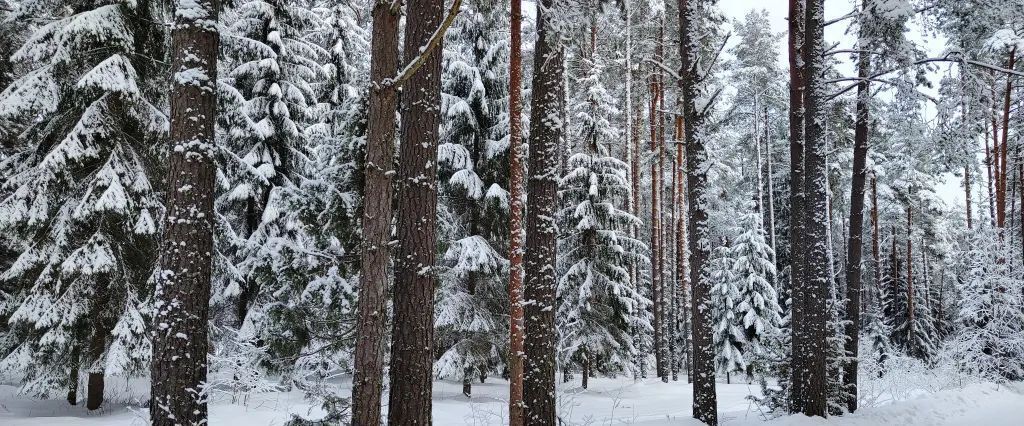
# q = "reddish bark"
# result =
<box><xmin>507</xmin><ymin>0</ymin><xmax>525</xmax><ymax>422</ymax></box>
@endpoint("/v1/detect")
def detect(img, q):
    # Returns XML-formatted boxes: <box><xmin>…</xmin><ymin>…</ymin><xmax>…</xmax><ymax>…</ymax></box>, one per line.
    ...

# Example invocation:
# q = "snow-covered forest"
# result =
<box><xmin>0</xmin><ymin>0</ymin><xmax>1022</xmax><ymax>425</ymax></box>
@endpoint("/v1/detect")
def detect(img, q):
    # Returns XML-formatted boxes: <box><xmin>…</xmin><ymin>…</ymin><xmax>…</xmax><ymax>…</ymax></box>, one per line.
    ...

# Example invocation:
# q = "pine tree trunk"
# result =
<box><xmin>650</xmin><ymin>70</ymin><xmax>667</xmax><ymax>383</ymax></box>
<box><xmin>387</xmin><ymin>0</ymin><xmax>444</xmax><ymax>421</ymax></box>
<box><xmin>843</xmin><ymin>20</ymin><xmax>871</xmax><ymax>411</ymax></box>
<box><xmin>351</xmin><ymin>3</ymin><xmax>401</xmax><ymax>424</ymax></box>
<box><xmin>507</xmin><ymin>0</ymin><xmax>526</xmax><ymax>422</ymax></box>
<box><xmin>522</xmin><ymin>0</ymin><xmax>564</xmax><ymax>422</ymax></box>
<box><xmin>151</xmin><ymin>1</ymin><xmax>218</xmax><ymax>424</ymax></box>
<box><xmin>786</xmin><ymin>0</ymin><xmax>808</xmax><ymax>415</ymax></box>
<box><xmin>796</xmin><ymin>0</ymin><xmax>828</xmax><ymax>416</ymax></box>
<box><xmin>679</xmin><ymin>0</ymin><xmax>718</xmax><ymax>423</ymax></box>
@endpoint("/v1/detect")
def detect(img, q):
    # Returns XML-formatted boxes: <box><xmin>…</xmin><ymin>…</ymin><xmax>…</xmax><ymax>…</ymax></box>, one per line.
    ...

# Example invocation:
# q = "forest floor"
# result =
<box><xmin>1</xmin><ymin>376</ymin><xmax>1022</xmax><ymax>425</ymax></box>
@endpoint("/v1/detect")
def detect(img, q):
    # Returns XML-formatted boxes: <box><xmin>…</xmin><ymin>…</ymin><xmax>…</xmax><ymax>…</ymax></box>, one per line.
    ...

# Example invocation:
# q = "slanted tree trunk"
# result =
<box><xmin>786</xmin><ymin>0</ymin><xmax>808</xmax><ymax>415</ymax></box>
<box><xmin>679</xmin><ymin>0</ymin><xmax>718</xmax><ymax>423</ymax></box>
<box><xmin>387</xmin><ymin>0</ymin><xmax>445</xmax><ymax>421</ymax></box>
<box><xmin>522</xmin><ymin>0</ymin><xmax>564</xmax><ymax>422</ymax></box>
<box><xmin>151</xmin><ymin>1</ymin><xmax>218</xmax><ymax>424</ymax></box>
<box><xmin>796</xmin><ymin>0</ymin><xmax>829</xmax><ymax>417</ymax></box>
<box><xmin>843</xmin><ymin>13</ymin><xmax>871</xmax><ymax>411</ymax></box>
<box><xmin>507</xmin><ymin>0</ymin><xmax>526</xmax><ymax>422</ymax></box>
<box><xmin>351</xmin><ymin>2</ymin><xmax>401</xmax><ymax>424</ymax></box>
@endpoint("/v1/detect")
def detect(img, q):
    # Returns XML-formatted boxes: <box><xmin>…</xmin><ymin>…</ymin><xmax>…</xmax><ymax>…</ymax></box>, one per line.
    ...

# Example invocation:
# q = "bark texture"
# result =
<box><xmin>522</xmin><ymin>0</ymin><xmax>564</xmax><ymax>422</ymax></box>
<box><xmin>351</xmin><ymin>2</ymin><xmax>401</xmax><ymax>425</ymax></box>
<box><xmin>387</xmin><ymin>0</ymin><xmax>444</xmax><ymax>422</ymax></box>
<box><xmin>796</xmin><ymin>0</ymin><xmax>829</xmax><ymax>416</ymax></box>
<box><xmin>679</xmin><ymin>0</ymin><xmax>717</xmax><ymax>423</ymax></box>
<box><xmin>507</xmin><ymin>0</ymin><xmax>526</xmax><ymax>422</ymax></box>
<box><xmin>787</xmin><ymin>0</ymin><xmax>808</xmax><ymax>415</ymax></box>
<box><xmin>150</xmin><ymin>1</ymin><xmax>219</xmax><ymax>424</ymax></box>
<box><xmin>843</xmin><ymin>17</ymin><xmax>871</xmax><ymax>412</ymax></box>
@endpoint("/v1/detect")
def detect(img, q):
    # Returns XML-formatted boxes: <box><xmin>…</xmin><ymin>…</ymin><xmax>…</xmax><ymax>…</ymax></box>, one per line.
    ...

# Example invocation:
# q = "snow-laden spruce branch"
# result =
<box><xmin>826</xmin><ymin>52</ymin><xmax>1024</xmax><ymax>102</ymax></box>
<box><xmin>377</xmin><ymin>0</ymin><xmax>462</xmax><ymax>91</ymax></box>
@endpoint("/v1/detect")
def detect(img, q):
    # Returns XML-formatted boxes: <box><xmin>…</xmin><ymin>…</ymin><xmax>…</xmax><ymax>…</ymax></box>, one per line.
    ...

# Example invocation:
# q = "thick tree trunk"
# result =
<box><xmin>351</xmin><ymin>3</ymin><xmax>401</xmax><ymax>425</ymax></box>
<box><xmin>679</xmin><ymin>0</ymin><xmax>718</xmax><ymax>423</ymax></box>
<box><xmin>843</xmin><ymin>21</ymin><xmax>871</xmax><ymax>412</ymax></box>
<box><xmin>796</xmin><ymin>0</ymin><xmax>829</xmax><ymax>417</ymax></box>
<box><xmin>507</xmin><ymin>0</ymin><xmax>526</xmax><ymax>422</ymax></box>
<box><xmin>387</xmin><ymin>0</ymin><xmax>444</xmax><ymax>422</ymax></box>
<box><xmin>786</xmin><ymin>0</ymin><xmax>808</xmax><ymax>415</ymax></box>
<box><xmin>151</xmin><ymin>1</ymin><xmax>218</xmax><ymax>424</ymax></box>
<box><xmin>522</xmin><ymin>0</ymin><xmax>564</xmax><ymax>422</ymax></box>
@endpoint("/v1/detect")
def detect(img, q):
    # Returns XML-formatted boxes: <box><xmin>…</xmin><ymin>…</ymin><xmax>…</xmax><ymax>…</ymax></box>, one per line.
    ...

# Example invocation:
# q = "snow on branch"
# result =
<box><xmin>378</xmin><ymin>0</ymin><xmax>462</xmax><ymax>91</ymax></box>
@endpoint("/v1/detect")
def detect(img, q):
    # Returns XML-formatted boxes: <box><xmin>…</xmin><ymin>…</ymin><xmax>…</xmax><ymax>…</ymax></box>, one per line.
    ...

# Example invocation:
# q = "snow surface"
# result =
<box><xmin>2</xmin><ymin>377</ymin><xmax>1022</xmax><ymax>425</ymax></box>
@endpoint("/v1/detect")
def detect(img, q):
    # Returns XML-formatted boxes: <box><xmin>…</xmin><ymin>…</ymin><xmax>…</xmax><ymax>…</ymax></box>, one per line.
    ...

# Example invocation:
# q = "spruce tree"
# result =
<box><xmin>0</xmin><ymin>0</ymin><xmax>166</xmax><ymax>409</ymax></box>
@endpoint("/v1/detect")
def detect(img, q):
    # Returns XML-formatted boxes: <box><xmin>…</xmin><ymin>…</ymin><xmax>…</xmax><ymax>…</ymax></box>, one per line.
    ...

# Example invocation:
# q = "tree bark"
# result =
<box><xmin>522</xmin><ymin>0</ymin><xmax>564</xmax><ymax>422</ymax></box>
<box><xmin>796</xmin><ymin>0</ymin><xmax>829</xmax><ymax>416</ymax></box>
<box><xmin>507</xmin><ymin>0</ymin><xmax>526</xmax><ymax>422</ymax></box>
<box><xmin>650</xmin><ymin>71</ymin><xmax>667</xmax><ymax>383</ymax></box>
<box><xmin>843</xmin><ymin>15</ymin><xmax>871</xmax><ymax>411</ymax></box>
<box><xmin>387</xmin><ymin>0</ymin><xmax>444</xmax><ymax>421</ymax></box>
<box><xmin>787</xmin><ymin>0</ymin><xmax>808</xmax><ymax>415</ymax></box>
<box><xmin>679</xmin><ymin>0</ymin><xmax>718</xmax><ymax>423</ymax></box>
<box><xmin>151</xmin><ymin>1</ymin><xmax>218</xmax><ymax>424</ymax></box>
<box><xmin>351</xmin><ymin>3</ymin><xmax>401</xmax><ymax>424</ymax></box>
<box><xmin>67</xmin><ymin>343</ymin><xmax>80</xmax><ymax>406</ymax></box>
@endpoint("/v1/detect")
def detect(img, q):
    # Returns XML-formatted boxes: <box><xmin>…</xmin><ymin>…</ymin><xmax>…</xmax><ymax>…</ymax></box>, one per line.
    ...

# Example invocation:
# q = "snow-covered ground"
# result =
<box><xmin>1</xmin><ymin>376</ymin><xmax>1022</xmax><ymax>425</ymax></box>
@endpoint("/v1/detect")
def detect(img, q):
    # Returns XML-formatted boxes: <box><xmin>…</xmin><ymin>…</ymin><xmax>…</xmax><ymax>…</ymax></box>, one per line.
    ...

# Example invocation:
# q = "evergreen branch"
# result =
<box><xmin>379</xmin><ymin>0</ymin><xmax>463</xmax><ymax>91</ymax></box>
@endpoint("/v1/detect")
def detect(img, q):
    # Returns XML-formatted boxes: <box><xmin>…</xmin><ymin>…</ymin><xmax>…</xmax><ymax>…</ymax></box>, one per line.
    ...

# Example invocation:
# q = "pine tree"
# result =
<box><xmin>0</xmin><ymin>0</ymin><xmax>166</xmax><ymax>409</ymax></box>
<box><xmin>351</xmin><ymin>0</ymin><xmax>401</xmax><ymax>423</ymax></box>
<box><xmin>523</xmin><ymin>0</ymin><xmax>565</xmax><ymax>420</ymax></box>
<box><xmin>151</xmin><ymin>0</ymin><xmax>219</xmax><ymax>424</ymax></box>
